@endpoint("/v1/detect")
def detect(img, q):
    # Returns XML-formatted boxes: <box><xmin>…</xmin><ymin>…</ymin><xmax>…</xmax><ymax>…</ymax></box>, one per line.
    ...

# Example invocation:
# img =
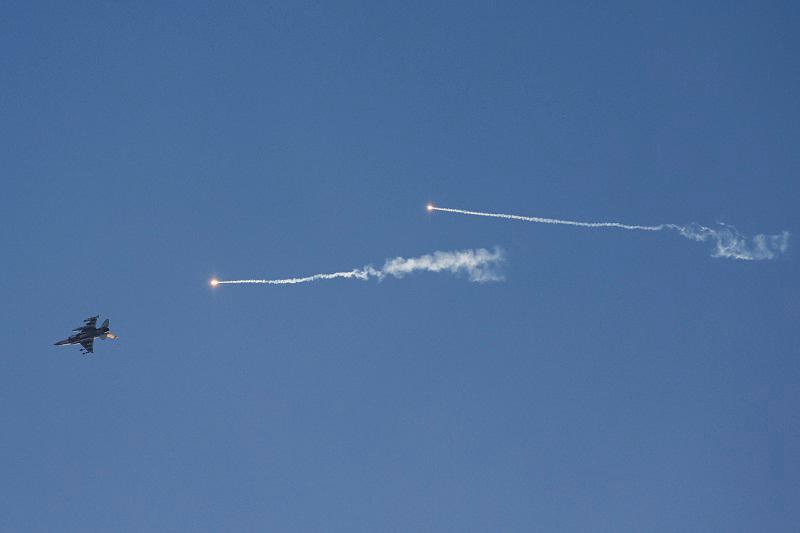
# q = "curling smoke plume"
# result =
<box><xmin>212</xmin><ymin>247</ymin><xmax>504</xmax><ymax>286</ymax></box>
<box><xmin>428</xmin><ymin>205</ymin><xmax>789</xmax><ymax>261</ymax></box>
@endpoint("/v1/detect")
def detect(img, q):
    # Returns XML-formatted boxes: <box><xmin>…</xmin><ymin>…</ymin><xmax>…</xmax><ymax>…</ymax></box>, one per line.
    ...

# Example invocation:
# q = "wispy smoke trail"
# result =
<box><xmin>214</xmin><ymin>247</ymin><xmax>505</xmax><ymax>286</ymax></box>
<box><xmin>215</xmin><ymin>270</ymin><xmax>371</xmax><ymax>285</ymax></box>
<box><xmin>429</xmin><ymin>206</ymin><xmax>789</xmax><ymax>261</ymax></box>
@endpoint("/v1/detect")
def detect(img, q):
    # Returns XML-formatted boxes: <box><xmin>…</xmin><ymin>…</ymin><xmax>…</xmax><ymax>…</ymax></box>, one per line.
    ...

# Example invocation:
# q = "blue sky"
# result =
<box><xmin>1</xmin><ymin>2</ymin><xmax>798</xmax><ymax>531</ymax></box>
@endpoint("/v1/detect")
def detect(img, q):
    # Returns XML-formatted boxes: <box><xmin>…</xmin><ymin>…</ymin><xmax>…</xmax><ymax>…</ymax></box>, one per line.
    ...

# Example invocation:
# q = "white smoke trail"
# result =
<box><xmin>214</xmin><ymin>269</ymin><xmax>371</xmax><ymax>285</ymax></box>
<box><xmin>429</xmin><ymin>206</ymin><xmax>789</xmax><ymax>261</ymax></box>
<box><xmin>214</xmin><ymin>247</ymin><xmax>504</xmax><ymax>286</ymax></box>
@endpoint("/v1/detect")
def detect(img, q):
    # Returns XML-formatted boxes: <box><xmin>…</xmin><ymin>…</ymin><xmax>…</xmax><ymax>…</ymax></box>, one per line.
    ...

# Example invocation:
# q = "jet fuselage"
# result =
<box><xmin>54</xmin><ymin>325</ymin><xmax>111</xmax><ymax>346</ymax></box>
<box><xmin>54</xmin><ymin>316</ymin><xmax>117</xmax><ymax>354</ymax></box>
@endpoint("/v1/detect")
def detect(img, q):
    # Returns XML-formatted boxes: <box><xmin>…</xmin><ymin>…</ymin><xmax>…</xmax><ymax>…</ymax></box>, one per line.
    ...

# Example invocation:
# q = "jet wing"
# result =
<box><xmin>80</xmin><ymin>338</ymin><xmax>94</xmax><ymax>354</ymax></box>
<box><xmin>83</xmin><ymin>316</ymin><xmax>98</xmax><ymax>328</ymax></box>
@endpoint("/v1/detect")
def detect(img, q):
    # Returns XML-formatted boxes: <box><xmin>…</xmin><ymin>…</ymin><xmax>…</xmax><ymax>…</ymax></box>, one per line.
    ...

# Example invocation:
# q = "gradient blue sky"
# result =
<box><xmin>2</xmin><ymin>2</ymin><xmax>799</xmax><ymax>531</ymax></box>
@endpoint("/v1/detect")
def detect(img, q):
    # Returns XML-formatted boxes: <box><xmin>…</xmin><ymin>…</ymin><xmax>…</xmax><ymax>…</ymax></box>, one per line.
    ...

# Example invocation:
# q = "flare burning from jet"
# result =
<box><xmin>212</xmin><ymin>247</ymin><xmax>504</xmax><ymax>287</ymax></box>
<box><xmin>428</xmin><ymin>205</ymin><xmax>789</xmax><ymax>261</ymax></box>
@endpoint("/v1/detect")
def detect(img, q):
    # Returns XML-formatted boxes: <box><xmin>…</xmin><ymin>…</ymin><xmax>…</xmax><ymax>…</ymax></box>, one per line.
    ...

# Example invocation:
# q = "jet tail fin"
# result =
<box><xmin>100</xmin><ymin>319</ymin><xmax>109</xmax><ymax>329</ymax></box>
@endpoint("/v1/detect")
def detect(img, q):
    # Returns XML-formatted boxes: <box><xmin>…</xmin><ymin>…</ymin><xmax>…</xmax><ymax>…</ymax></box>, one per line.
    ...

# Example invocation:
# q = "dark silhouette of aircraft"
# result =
<box><xmin>54</xmin><ymin>315</ymin><xmax>117</xmax><ymax>354</ymax></box>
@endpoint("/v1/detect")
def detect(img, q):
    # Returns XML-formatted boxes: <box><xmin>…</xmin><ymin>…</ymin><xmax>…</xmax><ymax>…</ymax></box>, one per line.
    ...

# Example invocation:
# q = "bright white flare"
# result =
<box><xmin>213</xmin><ymin>247</ymin><xmax>504</xmax><ymax>286</ymax></box>
<box><xmin>429</xmin><ymin>205</ymin><xmax>789</xmax><ymax>261</ymax></box>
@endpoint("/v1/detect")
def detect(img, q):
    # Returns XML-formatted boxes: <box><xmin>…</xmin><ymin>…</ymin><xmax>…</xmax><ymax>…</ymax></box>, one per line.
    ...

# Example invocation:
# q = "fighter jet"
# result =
<box><xmin>54</xmin><ymin>315</ymin><xmax>117</xmax><ymax>355</ymax></box>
